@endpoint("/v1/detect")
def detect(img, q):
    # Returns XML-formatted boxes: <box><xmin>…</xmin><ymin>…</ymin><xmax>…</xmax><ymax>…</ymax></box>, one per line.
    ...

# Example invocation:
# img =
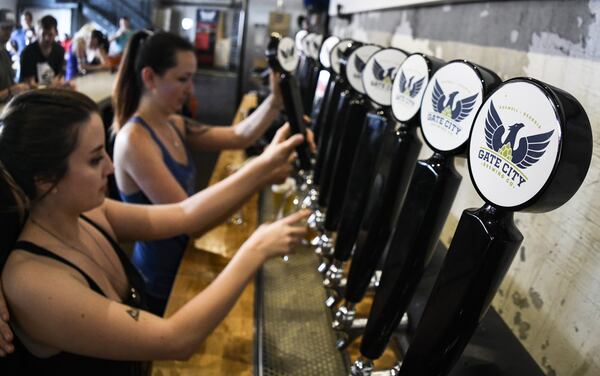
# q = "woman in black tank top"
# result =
<box><xmin>0</xmin><ymin>89</ymin><xmax>308</xmax><ymax>374</ymax></box>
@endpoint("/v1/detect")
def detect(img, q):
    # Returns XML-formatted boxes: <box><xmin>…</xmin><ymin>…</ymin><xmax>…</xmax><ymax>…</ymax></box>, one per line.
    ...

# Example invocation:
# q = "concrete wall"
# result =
<box><xmin>331</xmin><ymin>1</ymin><xmax>600</xmax><ymax>375</ymax></box>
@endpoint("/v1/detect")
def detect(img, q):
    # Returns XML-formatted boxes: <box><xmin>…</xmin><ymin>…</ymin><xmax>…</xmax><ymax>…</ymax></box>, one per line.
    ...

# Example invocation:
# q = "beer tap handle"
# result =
<box><xmin>343</xmin><ymin>122</ymin><xmax>421</xmax><ymax>305</ymax></box>
<box><xmin>397</xmin><ymin>204</ymin><xmax>523</xmax><ymax>376</ymax></box>
<box><xmin>316</xmin><ymin>90</ymin><xmax>352</xmax><ymax>209</ymax></box>
<box><xmin>322</xmin><ymin>96</ymin><xmax>369</xmax><ymax>232</ymax></box>
<box><xmin>332</xmin><ymin>112</ymin><xmax>387</xmax><ymax>262</ymax></box>
<box><xmin>358</xmin><ymin>152</ymin><xmax>461</xmax><ymax>360</ymax></box>
<box><xmin>279</xmin><ymin>74</ymin><xmax>313</xmax><ymax>171</ymax></box>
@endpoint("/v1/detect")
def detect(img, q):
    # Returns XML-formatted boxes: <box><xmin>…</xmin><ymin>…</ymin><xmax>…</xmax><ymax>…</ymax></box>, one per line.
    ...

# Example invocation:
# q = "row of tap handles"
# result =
<box><xmin>265</xmin><ymin>32</ymin><xmax>593</xmax><ymax>376</ymax></box>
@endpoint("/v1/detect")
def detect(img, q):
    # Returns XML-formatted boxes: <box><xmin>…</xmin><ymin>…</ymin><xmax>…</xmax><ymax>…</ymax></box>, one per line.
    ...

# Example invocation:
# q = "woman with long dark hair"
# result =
<box><xmin>0</xmin><ymin>89</ymin><xmax>306</xmax><ymax>374</ymax></box>
<box><xmin>112</xmin><ymin>31</ymin><xmax>290</xmax><ymax>315</ymax></box>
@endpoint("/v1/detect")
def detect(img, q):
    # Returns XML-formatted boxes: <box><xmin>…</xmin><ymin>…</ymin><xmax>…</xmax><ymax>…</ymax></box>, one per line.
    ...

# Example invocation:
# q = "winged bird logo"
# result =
<box><xmin>280</xmin><ymin>46</ymin><xmax>295</xmax><ymax>60</ymax></box>
<box><xmin>399</xmin><ymin>71</ymin><xmax>425</xmax><ymax>98</ymax></box>
<box><xmin>354</xmin><ymin>55</ymin><xmax>367</xmax><ymax>73</ymax></box>
<box><xmin>431</xmin><ymin>80</ymin><xmax>479</xmax><ymax>122</ymax></box>
<box><xmin>484</xmin><ymin>101</ymin><xmax>554</xmax><ymax>169</ymax></box>
<box><xmin>372</xmin><ymin>59</ymin><xmax>396</xmax><ymax>85</ymax></box>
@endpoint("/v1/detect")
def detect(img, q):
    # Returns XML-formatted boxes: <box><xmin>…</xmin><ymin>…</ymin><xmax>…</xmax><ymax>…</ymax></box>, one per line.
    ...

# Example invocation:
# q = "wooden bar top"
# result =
<box><xmin>0</xmin><ymin>71</ymin><xmax>115</xmax><ymax>113</ymax></box>
<box><xmin>151</xmin><ymin>93</ymin><xmax>259</xmax><ymax>375</ymax></box>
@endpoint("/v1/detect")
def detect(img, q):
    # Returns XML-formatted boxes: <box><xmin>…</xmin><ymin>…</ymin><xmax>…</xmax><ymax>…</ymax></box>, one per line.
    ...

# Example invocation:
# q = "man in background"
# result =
<box><xmin>0</xmin><ymin>9</ymin><xmax>31</xmax><ymax>102</ymax></box>
<box><xmin>8</xmin><ymin>11</ymin><xmax>35</xmax><ymax>56</ymax></box>
<box><xmin>19</xmin><ymin>14</ymin><xmax>64</xmax><ymax>86</ymax></box>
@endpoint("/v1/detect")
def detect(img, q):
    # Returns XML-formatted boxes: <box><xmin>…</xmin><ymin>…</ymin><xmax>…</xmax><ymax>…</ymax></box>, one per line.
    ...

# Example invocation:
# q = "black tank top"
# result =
<box><xmin>1</xmin><ymin>216</ymin><xmax>150</xmax><ymax>376</ymax></box>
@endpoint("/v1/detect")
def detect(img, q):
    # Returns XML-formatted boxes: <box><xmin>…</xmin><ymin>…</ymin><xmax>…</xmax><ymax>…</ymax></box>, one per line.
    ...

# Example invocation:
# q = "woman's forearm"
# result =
<box><xmin>233</xmin><ymin>94</ymin><xmax>282</xmax><ymax>148</ymax></box>
<box><xmin>174</xmin><ymin>157</ymin><xmax>270</xmax><ymax>235</ymax></box>
<box><xmin>164</xmin><ymin>241</ymin><xmax>263</xmax><ymax>359</ymax></box>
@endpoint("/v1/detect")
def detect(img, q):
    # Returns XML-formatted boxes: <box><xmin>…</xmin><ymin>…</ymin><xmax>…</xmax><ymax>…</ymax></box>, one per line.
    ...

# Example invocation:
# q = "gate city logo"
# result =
<box><xmin>352</xmin><ymin>54</ymin><xmax>368</xmax><ymax>81</ymax></box>
<box><xmin>370</xmin><ymin>59</ymin><xmax>397</xmax><ymax>89</ymax></box>
<box><xmin>427</xmin><ymin>80</ymin><xmax>479</xmax><ymax>136</ymax></box>
<box><xmin>354</xmin><ymin>54</ymin><xmax>367</xmax><ymax>72</ymax></box>
<box><xmin>394</xmin><ymin>70</ymin><xmax>425</xmax><ymax>107</ymax></box>
<box><xmin>280</xmin><ymin>45</ymin><xmax>295</xmax><ymax>61</ymax></box>
<box><xmin>399</xmin><ymin>71</ymin><xmax>424</xmax><ymax>98</ymax></box>
<box><xmin>477</xmin><ymin>101</ymin><xmax>554</xmax><ymax>188</ymax></box>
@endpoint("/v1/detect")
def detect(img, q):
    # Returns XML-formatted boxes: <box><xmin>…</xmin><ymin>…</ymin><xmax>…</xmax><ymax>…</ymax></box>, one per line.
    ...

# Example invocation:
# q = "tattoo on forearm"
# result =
<box><xmin>184</xmin><ymin>117</ymin><xmax>210</xmax><ymax>135</ymax></box>
<box><xmin>126</xmin><ymin>308</ymin><xmax>140</xmax><ymax>321</ymax></box>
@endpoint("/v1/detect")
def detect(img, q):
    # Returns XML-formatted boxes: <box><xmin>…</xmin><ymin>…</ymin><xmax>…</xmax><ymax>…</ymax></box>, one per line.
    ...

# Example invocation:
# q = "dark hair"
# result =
<box><xmin>23</xmin><ymin>11</ymin><xmax>32</xmax><ymax>19</ymax></box>
<box><xmin>297</xmin><ymin>15</ymin><xmax>307</xmax><ymax>29</ymax></box>
<box><xmin>112</xmin><ymin>31</ymin><xmax>195</xmax><ymax>131</ymax></box>
<box><xmin>0</xmin><ymin>89</ymin><xmax>98</xmax><ymax>264</ymax></box>
<box><xmin>39</xmin><ymin>15</ymin><xmax>57</xmax><ymax>31</ymax></box>
<box><xmin>91</xmin><ymin>29</ymin><xmax>109</xmax><ymax>52</ymax></box>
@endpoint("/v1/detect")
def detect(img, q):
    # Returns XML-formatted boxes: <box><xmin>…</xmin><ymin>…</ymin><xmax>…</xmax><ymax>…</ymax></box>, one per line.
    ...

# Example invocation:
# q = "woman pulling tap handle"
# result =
<box><xmin>0</xmin><ymin>89</ymin><xmax>309</xmax><ymax>373</ymax></box>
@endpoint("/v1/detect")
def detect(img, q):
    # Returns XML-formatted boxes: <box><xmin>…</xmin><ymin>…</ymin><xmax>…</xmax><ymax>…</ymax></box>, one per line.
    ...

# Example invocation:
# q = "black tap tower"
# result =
<box><xmin>266</xmin><ymin>34</ymin><xmax>312</xmax><ymax>171</ymax></box>
<box><xmin>350</xmin><ymin>59</ymin><xmax>501</xmax><ymax>375</ymax></box>
<box><xmin>303</xmin><ymin>39</ymin><xmax>357</xmax><ymax>225</ymax></box>
<box><xmin>311</xmin><ymin>43</ymin><xmax>380</xmax><ymax>268</ymax></box>
<box><xmin>296</xmin><ymin>32</ymin><xmax>320</xmax><ymax>114</ymax></box>
<box><xmin>325</xmin><ymin>48</ymin><xmax>415</xmax><ymax>327</ymax></box>
<box><xmin>309</xmin><ymin>36</ymin><xmax>341</xmax><ymax>131</ymax></box>
<box><xmin>307</xmin><ymin>34</ymin><xmax>324</xmax><ymax>113</ymax></box>
<box><xmin>308</xmin><ymin>42</ymin><xmax>376</xmax><ymax>251</ymax></box>
<box><xmin>390</xmin><ymin>78</ymin><xmax>592</xmax><ymax>376</ymax></box>
<box><xmin>304</xmin><ymin>39</ymin><xmax>357</xmax><ymax>235</ymax></box>
<box><xmin>332</xmin><ymin>51</ymin><xmax>449</xmax><ymax>348</ymax></box>
<box><xmin>318</xmin><ymin>44</ymin><xmax>378</xmax><ymax>241</ymax></box>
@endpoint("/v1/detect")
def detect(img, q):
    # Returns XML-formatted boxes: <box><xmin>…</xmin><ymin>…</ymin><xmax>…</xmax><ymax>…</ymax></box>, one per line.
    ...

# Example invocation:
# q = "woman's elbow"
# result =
<box><xmin>161</xmin><ymin>322</ymin><xmax>203</xmax><ymax>361</ymax></box>
<box><xmin>233</xmin><ymin>133</ymin><xmax>255</xmax><ymax>149</ymax></box>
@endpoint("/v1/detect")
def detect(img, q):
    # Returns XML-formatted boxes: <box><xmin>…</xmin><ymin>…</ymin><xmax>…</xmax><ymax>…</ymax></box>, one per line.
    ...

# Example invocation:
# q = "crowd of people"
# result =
<box><xmin>0</xmin><ymin>7</ymin><xmax>312</xmax><ymax>376</ymax></box>
<box><xmin>0</xmin><ymin>9</ymin><xmax>134</xmax><ymax>100</ymax></box>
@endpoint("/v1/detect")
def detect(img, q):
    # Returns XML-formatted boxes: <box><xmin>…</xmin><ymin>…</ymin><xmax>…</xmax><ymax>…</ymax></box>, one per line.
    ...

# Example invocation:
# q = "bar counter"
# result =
<box><xmin>0</xmin><ymin>71</ymin><xmax>116</xmax><ymax>114</ymax></box>
<box><xmin>151</xmin><ymin>93</ymin><xmax>259</xmax><ymax>375</ymax></box>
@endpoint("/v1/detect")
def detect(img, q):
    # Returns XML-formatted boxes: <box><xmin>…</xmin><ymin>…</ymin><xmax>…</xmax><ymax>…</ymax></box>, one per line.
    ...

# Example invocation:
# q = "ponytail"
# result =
<box><xmin>111</xmin><ymin>31</ymin><xmax>195</xmax><ymax>133</ymax></box>
<box><xmin>112</xmin><ymin>30</ymin><xmax>151</xmax><ymax>132</ymax></box>
<box><xmin>0</xmin><ymin>160</ymin><xmax>29</xmax><ymax>267</ymax></box>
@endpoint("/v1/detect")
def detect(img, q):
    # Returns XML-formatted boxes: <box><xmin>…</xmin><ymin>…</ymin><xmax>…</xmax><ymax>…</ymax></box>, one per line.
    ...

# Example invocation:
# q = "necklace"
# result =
<box><xmin>167</xmin><ymin>122</ymin><xmax>181</xmax><ymax>148</ymax></box>
<box><xmin>29</xmin><ymin>217</ymin><xmax>133</xmax><ymax>298</ymax></box>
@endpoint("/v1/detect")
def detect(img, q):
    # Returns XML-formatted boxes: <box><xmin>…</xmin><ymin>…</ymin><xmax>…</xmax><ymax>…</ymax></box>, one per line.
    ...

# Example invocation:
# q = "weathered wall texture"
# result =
<box><xmin>331</xmin><ymin>1</ymin><xmax>600</xmax><ymax>375</ymax></box>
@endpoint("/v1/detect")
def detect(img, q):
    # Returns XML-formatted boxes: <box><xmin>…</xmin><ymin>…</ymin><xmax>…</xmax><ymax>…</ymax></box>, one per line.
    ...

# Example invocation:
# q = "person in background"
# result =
<box><xmin>0</xmin><ymin>88</ymin><xmax>308</xmax><ymax>373</ymax></box>
<box><xmin>112</xmin><ymin>31</ymin><xmax>312</xmax><ymax>316</ymax></box>
<box><xmin>8</xmin><ymin>11</ymin><xmax>35</xmax><ymax>57</ymax></box>
<box><xmin>66</xmin><ymin>29</ymin><xmax>113</xmax><ymax>80</ymax></box>
<box><xmin>109</xmin><ymin>17</ymin><xmax>134</xmax><ymax>56</ymax></box>
<box><xmin>296</xmin><ymin>15</ymin><xmax>309</xmax><ymax>31</ymax></box>
<box><xmin>0</xmin><ymin>9</ymin><xmax>31</xmax><ymax>103</ymax></box>
<box><xmin>87</xmin><ymin>30</ymin><xmax>111</xmax><ymax>68</ymax></box>
<box><xmin>19</xmin><ymin>15</ymin><xmax>65</xmax><ymax>86</ymax></box>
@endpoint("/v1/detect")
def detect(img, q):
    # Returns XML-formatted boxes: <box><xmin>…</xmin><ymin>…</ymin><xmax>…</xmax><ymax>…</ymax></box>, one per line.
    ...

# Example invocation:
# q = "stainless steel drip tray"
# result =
<box><xmin>254</xmin><ymin>249</ymin><xmax>348</xmax><ymax>376</ymax></box>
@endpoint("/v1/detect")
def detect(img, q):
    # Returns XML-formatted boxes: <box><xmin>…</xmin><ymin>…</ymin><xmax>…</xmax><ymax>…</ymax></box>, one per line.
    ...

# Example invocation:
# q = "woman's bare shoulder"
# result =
<box><xmin>2</xmin><ymin>246</ymin><xmax>86</xmax><ymax>308</ymax></box>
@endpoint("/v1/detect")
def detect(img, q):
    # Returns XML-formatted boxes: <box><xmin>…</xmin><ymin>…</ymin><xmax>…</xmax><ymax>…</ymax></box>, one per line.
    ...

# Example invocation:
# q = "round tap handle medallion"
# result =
<box><xmin>309</xmin><ymin>34</ymin><xmax>323</xmax><ymax>60</ymax></box>
<box><xmin>295</xmin><ymin>30</ymin><xmax>308</xmax><ymax>54</ymax></box>
<box><xmin>468</xmin><ymin>78</ymin><xmax>593</xmax><ymax>212</ymax></box>
<box><xmin>391</xmin><ymin>53</ymin><xmax>444</xmax><ymax>123</ymax></box>
<box><xmin>331</xmin><ymin>39</ymin><xmax>357</xmax><ymax>76</ymax></box>
<box><xmin>345</xmin><ymin>45</ymin><xmax>382</xmax><ymax>95</ymax></box>
<box><xmin>302</xmin><ymin>33</ymin><xmax>315</xmax><ymax>59</ymax></box>
<box><xmin>420</xmin><ymin>60</ymin><xmax>499</xmax><ymax>154</ymax></box>
<box><xmin>362</xmin><ymin>48</ymin><xmax>408</xmax><ymax>107</ymax></box>
<box><xmin>266</xmin><ymin>34</ymin><xmax>299</xmax><ymax>74</ymax></box>
<box><xmin>319</xmin><ymin>36</ymin><xmax>340</xmax><ymax>68</ymax></box>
